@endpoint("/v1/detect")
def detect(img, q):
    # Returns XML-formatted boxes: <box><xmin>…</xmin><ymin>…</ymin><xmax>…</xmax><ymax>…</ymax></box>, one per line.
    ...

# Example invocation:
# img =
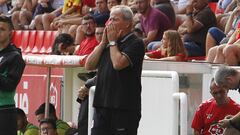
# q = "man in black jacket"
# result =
<box><xmin>0</xmin><ymin>16</ymin><xmax>25</xmax><ymax>135</ymax></box>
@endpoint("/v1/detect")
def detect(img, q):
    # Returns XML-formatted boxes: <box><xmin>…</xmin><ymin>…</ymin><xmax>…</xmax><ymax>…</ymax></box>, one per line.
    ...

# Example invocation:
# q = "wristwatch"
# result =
<box><xmin>109</xmin><ymin>41</ymin><xmax>117</xmax><ymax>46</ymax></box>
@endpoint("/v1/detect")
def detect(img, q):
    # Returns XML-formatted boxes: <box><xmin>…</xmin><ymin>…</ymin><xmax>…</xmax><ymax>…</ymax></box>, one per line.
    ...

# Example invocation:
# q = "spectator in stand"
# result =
<box><xmin>74</xmin><ymin>0</ymin><xmax>109</xmax><ymax>44</ymax></box>
<box><xmin>205</xmin><ymin>1</ymin><xmax>240</xmax><ymax>55</ymax></box>
<box><xmin>12</xmin><ymin>0</ymin><xmax>38</xmax><ymax>29</ymax></box>
<box><xmin>151</xmin><ymin>0</ymin><xmax>176</xmax><ymax>28</ymax></box>
<box><xmin>107</xmin><ymin>0</ymin><xmax>121</xmax><ymax>11</ymax></box>
<box><xmin>191</xmin><ymin>78</ymin><xmax>240</xmax><ymax>135</ymax></box>
<box><xmin>34</xmin><ymin>0</ymin><xmax>81</xmax><ymax>30</ymax></box>
<box><xmin>16</xmin><ymin>108</ymin><xmax>39</xmax><ymax>135</ymax></box>
<box><xmin>0</xmin><ymin>16</ymin><xmax>26</xmax><ymax>135</ymax></box>
<box><xmin>95</xmin><ymin>25</ymin><xmax>105</xmax><ymax>42</ymax></box>
<box><xmin>145</xmin><ymin>30</ymin><xmax>187</xmax><ymax>61</ymax></box>
<box><xmin>51</xmin><ymin>33</ymin><xmax>76</xmax><ymax>55</ymax></box>
<box><xmin>178</xmin><ymin>0</ymin><xmax>216</xmax><ymax>57</ymax></box>
<box><xmin>135</xmin><ymin>0</ymin><xmax>172</xmax><ymax>49</ymax></box>
<box><xmin>35</xmin><ymin>103</ymin><xmax>70</xmax><ymax>135</ymax></box>
<box><xmin>206</xmin><ymin>23</ymin><xmax>240</xmax><ymax>65</ymax></box>
<box><xmin>214</xmin><ymin>66</ymin><xmax>240</xmax><ymax>134</ymax></box>
<box><xmin>39</xmin><ymin>118</ymin><xmax>58</xmax><ymax>135</ymax></box>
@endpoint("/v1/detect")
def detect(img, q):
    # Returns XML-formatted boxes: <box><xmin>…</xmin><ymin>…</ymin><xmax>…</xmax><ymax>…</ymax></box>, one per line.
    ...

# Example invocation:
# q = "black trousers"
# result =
<box><xmin>0</xmin><ymin>106</ymin><xmax>17</xmax><ymax>135</ymax></box>
<box><xmin>91</xmin><ymin>108</ymin><xmax>141</xmax><ymax>135</ymax></box>
<box><xmin>78</xmin><ymin>97</ymin><xmax>89</xmax><ymax>135</ymax></box>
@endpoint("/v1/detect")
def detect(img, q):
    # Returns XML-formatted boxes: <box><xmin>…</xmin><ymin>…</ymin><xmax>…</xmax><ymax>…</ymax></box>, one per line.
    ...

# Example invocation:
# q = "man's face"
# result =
<box><xmin>107</xmin><ymin>0</ymin><xmax>119</xmax><ymax>11</ymax></box>
<box><xmin>95</xmin><ymin>27</ymin><xmax>104</xmax><ymax>42</ymax></box>
<box><xmin>16</xmin><ymin>115</ymin><xmax>25</xmax><ymax>130</ymax></box>
<box><xmin>82</xmin><ymin>19</ymin><xmax>96</xmax><ymax>37</ymax></box>
<box><xmin>135</xmin><ymin>0</ymin><xmax>149</xmax><ymax>14</ymax></box>
<box><xmin>40</xmin><ymin>123</ymin><xmax>56</xmax><ymax>135</ymax></box>
<box><xmin>58</xmin><ymin>43</ymin><xmax>75</xmax><ymax>55</ymax></box>
<box><xmin>96</xmin><ymin>0</ymin><xmax>108</xmax><ymax>13</ymax></box>
<box><xmin>36</xmin><ymin>114</ymin><xmax>45</xmax><ymax>123</ymax></box>
<box><xmin>0</xmin><ymin>22</ymin><xmax>11</xmax><ymax>45</ymax></box>
<box><xmin>210</xmin><ymin>82</ymin><xmax>228</xmax><ymax>105</ymax></box>
<box><xmin>108</xmin><ymin>11</ymin><xmax>130</xmax><ymax>37</ymax></box>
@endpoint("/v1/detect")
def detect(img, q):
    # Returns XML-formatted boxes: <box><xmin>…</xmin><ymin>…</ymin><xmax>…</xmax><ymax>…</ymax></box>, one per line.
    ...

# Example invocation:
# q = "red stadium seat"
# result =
<box><xmin>186</xmin><ymin>56</ymin><xmax>206</xmax><ymax>61</ymax></box>
<box><xmin>19</xmin><ymin>30</ymin><xmax>30</xmax><ymax>52</ymax></box>
<box><xmin>31</xmin><ymin>31</ymin><xmax>45</xmax><ymax>54</ymax></box>
<box><xmin>39</xmin><ymin>31</ymin><xmax>53</xmax><ymax>54</ymax></box>
<box><xmin>47</xmin><ymin>31</ymin><xmax>58</xmax><ymax>54</ymax></box>
<box><xmin>12</xmin><ymin>30</ymin><xmax>23</xmax><ymax>48</ymax></box>
<box><xmin>24</xmin><ymin>30</ymin><xmax>37</xmax><ymax>53</ymax></box>
<box><xmin>208</xmin><ymin>2</ymin><xmax>217</xmax><ymax>13</ymax></box>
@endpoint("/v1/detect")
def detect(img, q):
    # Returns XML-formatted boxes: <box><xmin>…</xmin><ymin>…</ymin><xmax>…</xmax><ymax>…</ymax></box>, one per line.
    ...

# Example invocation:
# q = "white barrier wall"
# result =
<box><xmin>88</xmin><ymin>70</ymin><xmax>187</xmax><ymax>135</ymax></box>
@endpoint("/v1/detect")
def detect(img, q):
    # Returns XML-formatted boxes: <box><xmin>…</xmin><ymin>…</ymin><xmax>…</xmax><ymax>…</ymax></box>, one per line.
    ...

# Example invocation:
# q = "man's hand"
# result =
<box><xmin>218</xmin><ymin>118</ymin><xmax>231</xmax><ymax>128</ymax></box>
<box><xmin>77</xmin><ymin>86</ymin><xmax>89</xmax><ymax>100</ymax></box>
<box><xmin>106</xmin><ymin>24</ymin><xmax>122</xmax><ymax>42</ymax></box>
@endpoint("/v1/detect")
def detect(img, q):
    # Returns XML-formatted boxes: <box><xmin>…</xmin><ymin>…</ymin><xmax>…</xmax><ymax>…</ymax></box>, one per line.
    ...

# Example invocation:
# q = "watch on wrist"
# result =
<box><xmin>109</xmin><ymin>41</ymin><xmax>117</xmax><ymax>46</ymax></box>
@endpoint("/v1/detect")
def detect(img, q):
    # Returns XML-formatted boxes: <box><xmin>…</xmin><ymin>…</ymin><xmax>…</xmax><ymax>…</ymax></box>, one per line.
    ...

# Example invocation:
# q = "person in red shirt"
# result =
<box><xmin>75</xmin><ymin>15</ymin><xmax>99</xmax><ymax>56</ymax></box>
<box><xmin>191</xmin><ymin>78</ymin><xmax>240</xmax><ymax>135</ymax></box>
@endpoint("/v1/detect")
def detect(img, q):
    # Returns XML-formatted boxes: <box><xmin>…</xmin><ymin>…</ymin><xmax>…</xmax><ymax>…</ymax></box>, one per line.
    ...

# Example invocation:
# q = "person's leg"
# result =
<box><xmin>223</xmin><ymin>44</ymin><xmax>240</xmax><ymax>65</ymax></box>
<box><xmin>205</xmin><ymin>27</ymin><xmax>226</xmax><ymax>55</ymax></box>
<box><xmin>206</xmin><ymin>46</ymin><xmax>218</xmax><ymax>62</ymax></box>
<box><xmin>19</xmin><ymin>10</ymin><xmax>33</xmax><ymax>26</ymax></box>
<box><xmin>11</xmin><ymin>11</ymin><xmax>21</xmax><ymax>30</ymax></box>
<box><xmin>184</xmin><ymin>42</ymin><xmax>205</xmax><ymax>57</ymax></box>
<box><xmin>34</xmin><ymin>14</ymin><xmax>44</xmax><ymax>30</ymax></box>
<box><xmin>213</xmin><ymin>44</ymin><xmax>226</xmax><ymax>64</ymax></box>
<box><xmin>78</xmin><ymin>98</ymin><xmax>89</xmax><ymax>135</ymax></box>
<box><xmin>42</xmin><ymin>13</ymin><xmax>56</xmax><ymax>30</ymax></box>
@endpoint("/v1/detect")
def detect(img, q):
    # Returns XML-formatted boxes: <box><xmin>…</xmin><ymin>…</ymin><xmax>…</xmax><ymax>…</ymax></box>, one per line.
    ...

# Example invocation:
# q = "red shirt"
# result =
<box><xmin>191</xmin><ymin>98</ymin><xmax>240</xmax><ymax>135</ymax></box>
<box><xmin>75</xmin><ymin>36</ymin><xmax>99</xmax><ymax>56</ymax></box>
<box><xmin>82</xmin><ymin>0</ymin><xmax>95</xmax><ymax>7</ymax></box>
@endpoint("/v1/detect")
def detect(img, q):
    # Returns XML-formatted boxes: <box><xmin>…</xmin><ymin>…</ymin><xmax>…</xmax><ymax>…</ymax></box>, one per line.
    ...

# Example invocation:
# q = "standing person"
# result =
<box><xmin>85</xmin><ymin>5</ymin><xmax>145</xmax><ymax>135</ymax></box>
<box><xmin>213</xmin><ymin>66</ymin><xmax>240</xmax><ymax>134</ymax></box>
<box><xmin>191</xmin><ymin>78</ymin><xmax>240</xmax><ymax>135</ymax></box>
<box><xmin>0</xmin><ymin>16</ymin><xmax>26</xmax><ymax>135</ymax></box>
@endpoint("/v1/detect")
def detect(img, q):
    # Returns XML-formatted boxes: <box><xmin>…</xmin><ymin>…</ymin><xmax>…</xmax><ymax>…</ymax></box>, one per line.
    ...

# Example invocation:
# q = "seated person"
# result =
<box><xmin>39</xmin><ymin>118</ymin><xmax>58</xmax><ymax>135</ymax></box>
<box><xmin>135</xmin><ymin>0</ymin><xmax>172</xmax><ymax>48</ymax></box>
<box><xmin>151</xmin><ymin>0</ymin><xmax>176</xmax><ymax>28</ymax></box>
<box><xmin>16</xmin><ymin>108</ymin><xmax>39</xmax><ymax>135</ymax></box>
<box><xmin>191</xmin><ymin>78</ymin><xmax>240</xmax><ymax>135</ymax></box>
<box><xmin>178</xmin><ymin>0</ymin><xmax>216</xmax><ymax>57</ymax></box>
<box><xmin>207</xmin><ymin>23</ymin><xmax>240</xmax><ymax>65</ymax></box>
<box><xmin>145</xmin><ymin>30</ymin><xmax>187</xmax><ymax>61</ymax></box>
<box><xmin>205</xmin><ymin>1</ymin><xmax>240</xmax><ymax>54</ymax></box>
<box><xmin>12</xmin><ymin>0</ymin><xmax>38</xmax><ymax>29</ymax></box>
<box><xmin>35</xmin><ymin>103</ymin><xmax>70</xmax><ymax>135</ymax></box>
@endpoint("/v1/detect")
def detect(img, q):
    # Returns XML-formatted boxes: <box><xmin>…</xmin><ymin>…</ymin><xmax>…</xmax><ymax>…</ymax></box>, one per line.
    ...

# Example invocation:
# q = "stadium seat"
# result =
<box><xmin>31</xmin><ymin>31</ymin><xmax>45</xmax><ymax>54</ymax></box>
<box><xmin>19</xmin><ymin>30</ymin><xmax>30</xmax><ymax>52</ymax></box>
<box><xmin>24</xmin><ymin>30</ymin><xmax>37</xmax><ymax>53</ymax></box>
<box><xmin>39</xmin><ymin>31</ymin><xmax>53</xmax><ymax>54</ymax></box>
<box><xmin>208</xmin><ymin>2</ymin><xmax>217</xmax><ymax>13</ymax></box>
<box><xmin>12</xmin><ymin>30</ymin><xmax>23</xmax><ymax>48</ymax></box>
<box><xmin>186</xmin><ymin>56</ymin><xmax>206</xmax><ymax>61</ymax></box>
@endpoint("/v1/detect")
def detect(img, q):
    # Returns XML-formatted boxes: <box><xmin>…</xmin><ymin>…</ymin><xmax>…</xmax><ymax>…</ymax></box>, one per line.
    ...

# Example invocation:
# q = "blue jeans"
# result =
<box><xmin>184</xmin><ymin>41</ymin><xmax>205</xmax><ymax>57</ymax></box>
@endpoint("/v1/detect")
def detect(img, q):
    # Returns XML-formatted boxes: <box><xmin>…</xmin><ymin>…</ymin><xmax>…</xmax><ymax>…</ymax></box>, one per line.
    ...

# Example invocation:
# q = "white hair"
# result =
<box><xmin>110</xmin><ymin>5</ymin><xmax>134</xmax><ymax>22</ymax></box>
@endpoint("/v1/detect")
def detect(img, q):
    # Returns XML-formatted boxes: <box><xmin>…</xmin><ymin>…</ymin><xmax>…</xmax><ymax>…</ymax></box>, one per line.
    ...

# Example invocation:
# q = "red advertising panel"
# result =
<box><xmin>16</xmin><ymin>66</ymin><xmax>64</xmax><ymax>126</ymax></box>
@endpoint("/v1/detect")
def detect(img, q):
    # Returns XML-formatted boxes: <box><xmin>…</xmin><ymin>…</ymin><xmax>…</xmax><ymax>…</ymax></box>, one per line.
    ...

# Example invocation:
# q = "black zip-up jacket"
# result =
<box><xmin>0</xmin><ymin>43</ymin><xmax>25</xmax><ymax>106</ymax></box>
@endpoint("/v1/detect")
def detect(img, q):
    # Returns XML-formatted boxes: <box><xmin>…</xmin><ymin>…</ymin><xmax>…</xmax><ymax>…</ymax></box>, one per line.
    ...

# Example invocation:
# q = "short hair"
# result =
<box><xmin>35</xmin><ymin>103</ymin><xmax>56</xmax><ymax>116</ymax></box>
<box><xmin>40</xmin><ymin>118</ymin><xmax>57</xmax><ymax>129</ymax></box>
<box><xmin>0</xmin><ymin>16</ymin><xmax>13</xmax><ymax>30</ymax></box>
<box><xmin>51</xmin><ymin>33</ymin><xmax>74</xmax><ymax>55</ymax></box>
<box><xmin>111</xmin><ymin>5</ymin><xmax>134</xmax><ymax>22</ymax></box>
<box><xmin>16</xmin><ymin>108</ymin><xmax>26</xmax><ymax>118</ymax></box>
<box><xmin>82</xmin><ymin>14</ymin><xmax>96</xmax><ymax>23</ymax></box>
<box><xmin>214</xmin><ymin>66</ymin><xmax>239</xmax><ymax>86</ymax></box>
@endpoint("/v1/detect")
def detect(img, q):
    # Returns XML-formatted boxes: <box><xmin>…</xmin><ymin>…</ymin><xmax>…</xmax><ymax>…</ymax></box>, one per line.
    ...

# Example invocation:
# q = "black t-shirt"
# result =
<box><xmin>93</xmin><ymin>33</ymin><xmax>145</xmax><ymax>110</ymax></box>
